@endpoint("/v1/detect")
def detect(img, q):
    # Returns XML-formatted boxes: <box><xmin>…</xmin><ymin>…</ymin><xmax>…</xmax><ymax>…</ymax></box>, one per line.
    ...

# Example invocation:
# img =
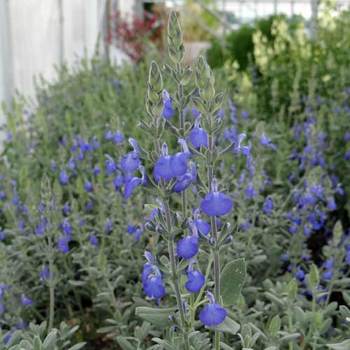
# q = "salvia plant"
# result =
<box><xmin>0</xmin><ymin>10</ymin><xmax>350</xmax><ymax>350</ymax></box>
<box><xmin>129</xmin><ymin>12</ymin><xmax>248</xmax><ymax>349</ymax></box>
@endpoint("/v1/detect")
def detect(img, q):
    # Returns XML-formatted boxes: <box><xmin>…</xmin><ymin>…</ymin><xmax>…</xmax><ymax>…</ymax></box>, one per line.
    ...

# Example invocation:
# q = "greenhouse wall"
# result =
<box><xmin>0</xmin><ymin>0</ymin><xmax>140</xmax><ymax>123</ymax></box>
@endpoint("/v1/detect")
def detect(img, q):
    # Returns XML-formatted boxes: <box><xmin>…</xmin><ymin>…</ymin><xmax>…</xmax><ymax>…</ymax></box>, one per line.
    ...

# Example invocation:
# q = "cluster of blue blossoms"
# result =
<box><xmin>139</xmin><ymin>89</ymin><xmax>237</xmax><ymax>327</ymax></box>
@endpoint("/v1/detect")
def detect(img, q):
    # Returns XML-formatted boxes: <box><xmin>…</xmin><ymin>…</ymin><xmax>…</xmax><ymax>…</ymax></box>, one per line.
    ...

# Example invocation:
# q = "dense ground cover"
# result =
<box><xmin>0</xmin><ymin>7</ymin><xmax>350</xmax><ymax>350</ymax></box>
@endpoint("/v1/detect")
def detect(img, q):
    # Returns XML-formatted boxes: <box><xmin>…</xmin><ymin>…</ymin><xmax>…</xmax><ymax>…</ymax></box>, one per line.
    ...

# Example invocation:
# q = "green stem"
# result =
<box><xmin>47</xmin><ymin>235</ymin><xmax>55</xmax><ymax>331</ymax></box>
<box><xmin>48</xmin><ymin>284</ymin><xmax>55</xmax><ymax>330</ymax></box>
<box><xmin>164</xmin><ymin>201</ymin><xmax>190</xmax><ymax>350</ymax></box>
<box><xmin>207</xmin><ymin>132</ymin><xmax>221</xmax><ymax>350</ymax></box>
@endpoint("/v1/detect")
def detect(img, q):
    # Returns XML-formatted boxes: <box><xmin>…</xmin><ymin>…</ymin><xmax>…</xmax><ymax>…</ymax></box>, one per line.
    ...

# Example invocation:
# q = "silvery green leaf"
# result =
<box><xmin>33</xmin><ymin>336</ymin><xmax>43</xmax><ymax>350</ymax></box>
<box><xmin>42</xmin><ymin>330</ymin><xmax>57</xmax><ymax>349</ymax></box>
<box><xmin>67</xmin><ymin>343</ymin><xmax>86</xmax><ymax>350</ymax></box>
<box><xmin>135</xmin><ymin>307</ymin><xmax>175</xmax><ymax>327</ymax></box>
<box><xmin>116</xmin><ymin>336</ymin><xmax>137</xmax><ymax>350</ymax></box>
<box><xmin>268</xmin><ymin>315</ymin><xmax>281</xmax><ymax>336</ymax></box>
<box><xmin>220</xmin><ymin>258</ymin><xmax>246</xmax><ymax>306</ymax></box>
<box><xmin>327</xmin><ymin>340</ymin><xmax>350</xmax><ymax>350</ymax></box>
<box><xmin>211</xmin><ymin>317</ymin><xmax>240</xmax><ymax>335</ymax></box>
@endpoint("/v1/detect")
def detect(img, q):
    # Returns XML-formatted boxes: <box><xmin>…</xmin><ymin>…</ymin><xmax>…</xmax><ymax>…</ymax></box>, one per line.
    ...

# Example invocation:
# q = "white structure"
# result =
<box><xmin>1</xmin><ymin>0</ymin><xmax>350</xmax><ymax>114</ymax></box>
<box><xmin>0</xmin><ymin>0</ymin><xmax>140</xmax><ymax>120</ymax></box>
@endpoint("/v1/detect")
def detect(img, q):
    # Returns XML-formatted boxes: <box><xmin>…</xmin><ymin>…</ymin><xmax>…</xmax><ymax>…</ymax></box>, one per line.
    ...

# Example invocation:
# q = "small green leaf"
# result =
<box><xmin>67</xmin><ymin>343</ymin><xmax>86</xmax><ymax>350</ymax></box>
<box><xmin>220</xmin><ymin>258</ymin><xmax>246</xmax><ymax>306</ymax></box>
<box><xmin>287</xmin><ymin>279</ymin><xmax>298</xmax><ymax>300</ymax></box>
<box><xmin>212</xmin><ymin>317</ymin><xmax>240</xmax><ymax>335</ymax></box>
<box><xmin>327</xmin><ymin>340</ymin><xmax>350</xmax><ymax>350</ymax></box>
<box><xmin>135</xmin><ymin>307</ymin><xmax>175</xmax><ymax>327</ymax></box>
<box><xmin>33</xmin><ymin>336</ymin><xmax>43</xmax><ymax>350</ymax></box>
<box><xmin>333</xmin><ymin>221</ymin><xmax>343</xmax><ymax>245</ymax></box>
<box><xmin>43</xmin><ymin>330</ymin><xmax>57</xmax><ymax>348</ymax></box>
<box><xmin>116</xmin><ymin>336</ymin><xmax>137</xmax><ymax>350</ymax></box>
<box><xmin>308</xmin><ymin>264</ymin><xmax>320</xmax><ymax>289</ymax></box>
<box><xmin>268</xmin><ymin>315</ymin><xmax>281</xmax><ymax>337</ymax></box>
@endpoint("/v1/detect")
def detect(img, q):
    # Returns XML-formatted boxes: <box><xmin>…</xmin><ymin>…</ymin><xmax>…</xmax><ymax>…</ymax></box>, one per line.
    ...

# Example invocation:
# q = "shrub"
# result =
<box><xmin>207</xmin><ymin>14</ymin><xmax>301</xmax><ymax>70</ymax></box>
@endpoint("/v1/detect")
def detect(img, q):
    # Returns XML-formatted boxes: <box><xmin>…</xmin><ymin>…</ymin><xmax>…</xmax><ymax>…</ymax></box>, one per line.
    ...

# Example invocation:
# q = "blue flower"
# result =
<box><xmin>67</xmin><ymin>158</ymin><xmax>76</xmax><ymax>170</ymax></box>
<box><xmin>153</xmin><ymin>144</ymin><xmax>174</xmax><ymax>182</ymax></box>
<box><xmin>105</xmin><ymin>157</ymin><xmax>117</xmax><ymax>175</ymax></box>
<box><xmin>173</xmin><ymin>163</ymin><xmax>197</xmax><ymax>193</ymax></box>
<box><xmin>35</xmin><ymin>219</ymin><xmax>47</xmax><ymax>236</ymax></box>
<box><xmin>0</xmin><ymin>191</ymin><xmax>6</xmax><ymax>201</ymax></box>
<box><xmin>192</xmin><ymin>107</ymin><xmax>200</xmax><ymax>118</ymax></box>
<box><xmin>143</xmin><ymin>274</ymin><xmax>166</xmax><ymax>299</ymax></box>
<box><xmin>20</xmin><ymin>294</ymin><xmax>33</xmax><ymax>307</ymax></box>
<box><xmin>260</xmin><ymin>133</ymin><xmax>276</xmax><ymax>151</ymax></box>
<box><xmin>245</xmin><ymin>182</ymin><xmax>257</xmax><ymax>200</ymax></box>
<box><xmin>124</xmin><ymin>166</ymin><xmax>146</xmax><ymax>199</ymax></box>
<box><xmin>113</xmin><ymin>174</ymin><xmax>124</xmax><ymax>190</ymax></box>
<box><xmin>0</xmin><ymin>230</ymin><xmax>5</xmax><ymax>241</ymax></box>
<box><xmin>39</xmin><ymin>265</ymin><xmax>50</xmax><ymax>282</ymax></box>
<box><xmin>295</xmin><ymin>267</ymin><xmax>305</xmax><ymax>282</ymax></box>
<box><xmin>84</xmin><ymin>181</ymin><xmax>93</xmax><ymax>193</ymax></box>
<box><xmin>345</xmin><ymin>250</ymin><xmax>350</xmax><ymax>265</ymax></box>
<box><xmin>57</xmin><ymin>236</ymin><xmax>70</xmax><ymax>253</ymax></box>
<box><xmin>113</xmin><ymin>131</ymin><xmax>124</xmax><ymax>145</ymax></box>
<box><xmin>176</xmin><ymin>234</ymin><xmax>199</xmax><ymax>260</ymax></box>
<box><xmin>63</xmin><ymin>202</ymin><xmax>70</xmax><ymax>216</ymax></box>
<box><xmin>200</xmin><ymin>179</ymin><xmax>233</xmax><ymax>217</ymax></box>
<box><xmin>105</xmin><ymin>130</ymin><xmax>114</xmax><ymax>141</ymax></box>
<box><xmin>185</xmin><ymin>269</ymin><xmax>205</xmax><ymax>293</ymax></box>
<box><xmin>59</xmin><ymin>170</ymin><xmax>69</xmax><ymax>185</ymax></box>
<box><xmin>323</xmin><ymin>258</ymin><xmax>334</xmax><ymax>270</ymax></box>
<box><xmin>263</xmin><ymin>197</ymin><xmax>273</xmax><ymax>216</ymax></box>
<box><xmin>89</xmin><ymin>235</ymin><xmax>99</xmax><ymax>247</ymax></box>
<box><xmin>127</xmin><ymin>225</ymin><xmax>143</xmax><ymax>241</ymax></box>
<box><xmin>120</xmin><ymin>151</ymin><xmax>140</xmax><ymax>174</ymax></box>
<box><xmin>199</xmin><ymin>292</ymin><xmax>227</xmax><ymax>327</ymax></box>
<box><xmin>142</xmin><ymin>254</ymin><xmax>166</xmax><ymax>299</ymax></box>
<box><xmin>241</xmin><ymin>110</ymin><xmax>249</xmax><ymax>120</ymax></box>
<box><xmin>61</xmin><ymin>219</ymin><xmax>72</xmax><ymax>236</ymax></box>
<box><xmin>188</xmin><ymin>118</ymin><xmax>208</xmax><ymax>149</ymax></box>
<box><xmin>194</xmin><ymin>219</ymin><xmax>210</xmax><ymax>236</ymax></box>
<box><xmin>323</xmin><ymin>270</ymin><xmax>333</xmax><ymax>281</ymax></box>
<box><xmin>327</xmin><ymin>197</ymin><xmax>336</xmax><ymax>211</ymax></box>
<box><xmin>170</xmin><ymin>140</ymin><xmax>190</xmax><ymax>178</ymax></box>
<box><xmin>93</xmin><ymin>165</ymin><xmax>100</xmax><ymax>177</ymax></box>
<box><xmin>162</xmin><ymin>90</ymin><xmax>175</xmax><ymax>120</ymax></box>
<box><xmin>153</xmin><ymin>142</ymin><xmax>189</xmax><ymax>182</ymax></box>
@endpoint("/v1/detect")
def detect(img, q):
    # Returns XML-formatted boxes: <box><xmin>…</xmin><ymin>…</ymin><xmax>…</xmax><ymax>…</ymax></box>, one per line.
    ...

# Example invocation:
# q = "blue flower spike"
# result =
<box><xmin>200</xmin><ymin>178</ymin><xmax>233</xmax><ymax>217</ymax></box>
<box><xmin>199</xmin><ymin>291</ymin><xmax>227</xmax><ymax>327</ymax></box>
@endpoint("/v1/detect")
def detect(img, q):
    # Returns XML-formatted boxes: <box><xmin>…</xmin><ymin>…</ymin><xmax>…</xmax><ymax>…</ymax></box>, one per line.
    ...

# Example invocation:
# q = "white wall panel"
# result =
<box><xmin>9</xmin><ymin>0</ymin><xmax>61</xmax><ymax>96</ymax></box>
<box><xmin>4</xmin><ymin>0</ymin><xmax>103</xmax><ymax>100</ymax></box>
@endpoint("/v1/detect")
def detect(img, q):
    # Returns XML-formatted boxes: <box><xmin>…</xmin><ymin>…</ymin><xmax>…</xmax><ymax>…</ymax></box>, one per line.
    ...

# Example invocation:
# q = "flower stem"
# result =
<box><xmin>47</xmin><ymin>235</ymin><xmax>55</xmax><ymax>331</ymax></box>
<box><xmin>207</xmin><ymin>132</ymin><xmax>221</xmax><ymax>350</ymax></box>
<box><xmin>164</xmin><ymin>201</ymin><xmax>190</xmax><ymax>350</ymax></box>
